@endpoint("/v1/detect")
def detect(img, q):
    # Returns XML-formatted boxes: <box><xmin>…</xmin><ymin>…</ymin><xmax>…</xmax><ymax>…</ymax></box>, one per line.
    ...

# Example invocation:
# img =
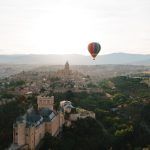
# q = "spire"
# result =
<box><xmin>65</xmin><ymin>61</ymin><xmax>69</xmax><ymax>71</ymax></box>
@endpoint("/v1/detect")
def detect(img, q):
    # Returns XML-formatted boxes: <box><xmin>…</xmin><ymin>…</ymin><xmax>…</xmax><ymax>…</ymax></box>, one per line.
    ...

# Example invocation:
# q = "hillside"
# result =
<box><xmin>0</xmin><ymin>53</ymin><xmax>150</xmax><ymax>65</ymax></box>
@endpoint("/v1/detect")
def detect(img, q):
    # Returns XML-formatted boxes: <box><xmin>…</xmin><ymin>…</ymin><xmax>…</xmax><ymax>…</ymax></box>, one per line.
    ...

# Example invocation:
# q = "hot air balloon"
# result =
<box><xmin>88</xmin><ymin>42</ymin><xmax>101</xmax><ymax>60</ymax></box>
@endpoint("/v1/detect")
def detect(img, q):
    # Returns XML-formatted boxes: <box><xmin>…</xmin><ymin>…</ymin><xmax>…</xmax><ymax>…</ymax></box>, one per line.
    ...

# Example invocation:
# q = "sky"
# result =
<box><xmin>0</xmin><ymin>0</ymin><xmax>150</xmax><ymax>55</ymax></box>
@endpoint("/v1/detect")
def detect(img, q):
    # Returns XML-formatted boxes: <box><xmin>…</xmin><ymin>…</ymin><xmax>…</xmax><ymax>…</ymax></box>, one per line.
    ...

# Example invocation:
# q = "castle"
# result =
<box><xmin>11</xmin><ymin>96</ymin><xmax>64</xmax><ymax>150</ymax></box>
<box><xmin>10</xmin><ymin>95</ymin><xmax>95</xmax><ymax>150</ymax></box>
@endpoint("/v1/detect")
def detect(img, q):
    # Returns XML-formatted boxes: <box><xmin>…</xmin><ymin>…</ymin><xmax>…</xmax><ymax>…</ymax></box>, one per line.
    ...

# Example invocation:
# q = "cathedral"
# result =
<box><xmin>56</xmin><ymin>61</ymin><xmax>72</xmax><ymax>77</ymax></box>
<box><xmin>64</xmin><ymin>61</ymin><xmax>69</xmax><ymax>71</ymax></box>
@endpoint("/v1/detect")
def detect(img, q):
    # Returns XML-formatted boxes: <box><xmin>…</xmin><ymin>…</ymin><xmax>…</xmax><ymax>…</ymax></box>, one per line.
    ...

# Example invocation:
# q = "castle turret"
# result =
<box><xmin>37</xmin><ymin>96</ymin><xmax>54</xmax><ymax>110</ymax></box>
<box><xmin>13</xmin><ymin>122</ymin><xmax>26</xmax><ymax>146</ymax></box>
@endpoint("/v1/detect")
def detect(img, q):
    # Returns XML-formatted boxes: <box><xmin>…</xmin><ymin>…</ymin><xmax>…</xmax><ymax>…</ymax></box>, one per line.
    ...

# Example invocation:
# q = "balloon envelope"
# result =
<box><xmin>88</xmin><ymin>42</ymin><xmax>101</xmax><ymax>60</ymax></box>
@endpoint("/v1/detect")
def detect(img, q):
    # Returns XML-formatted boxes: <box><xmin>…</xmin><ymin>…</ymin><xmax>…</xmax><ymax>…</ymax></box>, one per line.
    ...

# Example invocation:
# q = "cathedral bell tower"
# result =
<box><xmin>65</xmin><ymin>61</ymin><xmax>69</xmax><ymax>71</ymax></box>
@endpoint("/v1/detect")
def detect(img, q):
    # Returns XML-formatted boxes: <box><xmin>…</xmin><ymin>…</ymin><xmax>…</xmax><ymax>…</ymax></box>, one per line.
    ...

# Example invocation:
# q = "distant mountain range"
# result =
<box><xmin>0</xmin><ymin>53</ymin><xmax>150</xmax><ymax>65</ymax></box>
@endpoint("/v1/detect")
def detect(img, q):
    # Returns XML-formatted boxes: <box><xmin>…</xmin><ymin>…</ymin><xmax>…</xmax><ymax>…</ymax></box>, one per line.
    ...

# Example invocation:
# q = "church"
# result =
<box><xmin>56</xmin><ymin>61</ymin><xmax>72</xmax><ymax>77</ymax></box>
<box><xmin>56</xmin><ymin>61</ymin><xmax>85</xmax><ymax>80</ymax></box>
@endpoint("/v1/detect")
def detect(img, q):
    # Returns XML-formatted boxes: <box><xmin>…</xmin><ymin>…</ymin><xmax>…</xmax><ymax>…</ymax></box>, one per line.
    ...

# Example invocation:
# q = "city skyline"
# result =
<box><xmin>0</xmin><ymin>0</ymin><xmax>150</xmax><ymax>55</ymax></box>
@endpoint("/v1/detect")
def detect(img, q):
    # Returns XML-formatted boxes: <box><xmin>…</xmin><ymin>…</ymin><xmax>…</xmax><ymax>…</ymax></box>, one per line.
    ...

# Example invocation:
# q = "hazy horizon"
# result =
<box><xmin>0</xmin><ymin>0</ymin><xmax>150</xmax><ymax>55</ymax></box>
<box><xmin>0</xmin><ymin>52</ymin><xmax>150</xmax><ymax>56</ymax></box>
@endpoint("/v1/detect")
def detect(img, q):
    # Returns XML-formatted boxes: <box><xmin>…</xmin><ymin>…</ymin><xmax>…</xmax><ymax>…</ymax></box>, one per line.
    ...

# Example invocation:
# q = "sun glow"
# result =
<box><xmin>0</xmin><ymin>0</ymin><xmax>150</xmax><ymax>54</ymax></box>
<box><xmin>28</xmin><ymin>5</ymin><xmax>102</xmax><ymax>55</ymax></box>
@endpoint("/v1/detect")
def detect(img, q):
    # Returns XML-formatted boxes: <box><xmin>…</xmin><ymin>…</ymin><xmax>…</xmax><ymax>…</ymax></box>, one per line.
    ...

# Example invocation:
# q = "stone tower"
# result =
<box><xmin>65</xmin><ymin>61</ymin><xmax>69</xmax><ymax>71</ymax></box>
<box><xmin>13</xmin><ymin>122</ymin><xmax>26</xmax><ymax>146</ymax></box>
<box><xmin>37</xmin><ymin>96</ymin><xmax>54</xmax><ymax>110</ymax></box>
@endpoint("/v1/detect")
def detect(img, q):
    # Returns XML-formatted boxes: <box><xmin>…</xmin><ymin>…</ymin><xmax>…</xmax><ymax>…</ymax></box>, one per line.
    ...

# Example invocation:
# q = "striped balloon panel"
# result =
<box><xmin>88</xmin><ymin>42</ymin><xmax>101</xmax><ymax>59</ymax></box>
